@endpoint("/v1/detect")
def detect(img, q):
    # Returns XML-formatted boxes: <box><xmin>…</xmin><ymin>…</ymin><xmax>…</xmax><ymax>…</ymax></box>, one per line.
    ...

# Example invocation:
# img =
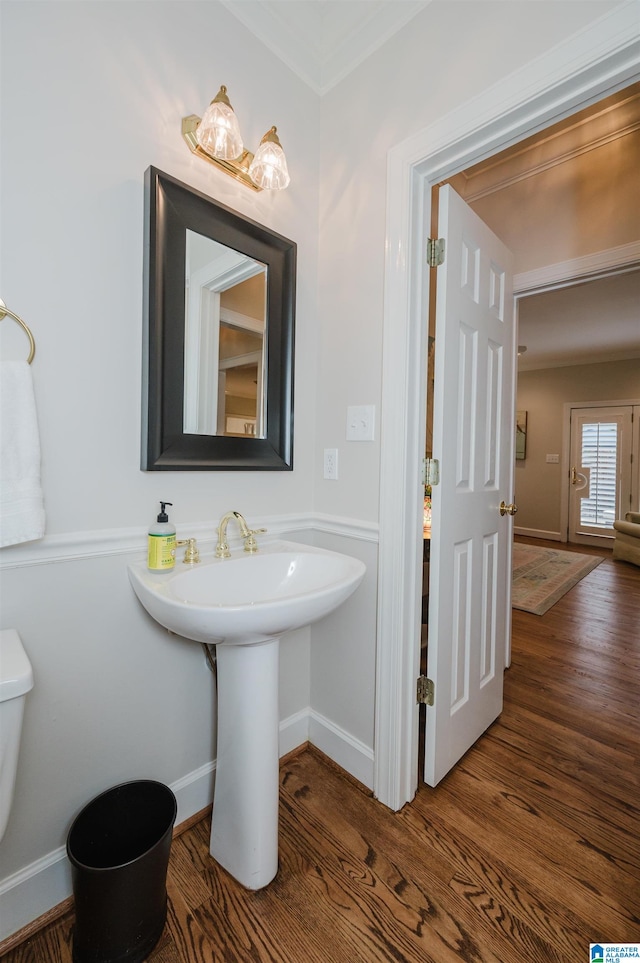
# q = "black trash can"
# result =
<box><xmin>67</xmin><ymin>780</ymin><xmax>177</xmax><ymax>963</ymax></box>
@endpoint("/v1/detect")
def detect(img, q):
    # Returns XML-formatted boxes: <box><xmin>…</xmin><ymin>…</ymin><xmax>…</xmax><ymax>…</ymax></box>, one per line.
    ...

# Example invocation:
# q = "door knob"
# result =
<box><xmin>571</xmin><ymin>466</ymin><xmax>589</xmax><ymax>492</ymax></box>
<box><xmin>499</xmin><ymin>501</ymin><xmax>518</xmax><ymax>516</ymax></box>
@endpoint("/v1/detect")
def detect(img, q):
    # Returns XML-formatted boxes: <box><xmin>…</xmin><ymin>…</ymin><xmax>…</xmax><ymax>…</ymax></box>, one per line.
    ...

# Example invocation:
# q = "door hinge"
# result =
<box><xmin>417</xmin><ymin>675</ymin><xmax>435</xmax><ymax>706</ymax></box>
<box><xmin>422</xmin><ymin>458</ymin><xmax>440</xmax><ymax>487</ymax></box>
<box><xmin>427</xmin><ymin>237</ymin><xmax>445</xmax><ymax>268</ymax></box>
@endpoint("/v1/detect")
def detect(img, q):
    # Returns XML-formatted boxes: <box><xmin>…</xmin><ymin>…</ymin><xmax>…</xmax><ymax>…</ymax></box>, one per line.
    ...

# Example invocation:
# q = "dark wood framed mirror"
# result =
<box><xmin>142</xmin><ymin>167</ymin><xmax>296</xmax><ymax>470</ymax></box>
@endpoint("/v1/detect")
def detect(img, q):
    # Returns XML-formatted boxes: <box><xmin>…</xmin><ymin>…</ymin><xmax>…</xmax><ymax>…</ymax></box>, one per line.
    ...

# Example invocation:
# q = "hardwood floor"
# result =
<box><xmin>3</xmin><ymin>545</ymin><xmax>639</xmax><ymax>962</ymax></box>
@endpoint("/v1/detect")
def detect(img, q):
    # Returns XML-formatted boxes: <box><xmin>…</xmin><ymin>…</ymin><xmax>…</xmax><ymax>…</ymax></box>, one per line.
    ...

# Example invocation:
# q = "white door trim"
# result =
<box><xmin>514</xmin><ymin>240</ymin><xmax>640</xmax><ymax>297</ymax></box>
<box><xmin>374</xmin><ymin>1</ymin><xmax>640</xmax><ymax>812</ymax></box>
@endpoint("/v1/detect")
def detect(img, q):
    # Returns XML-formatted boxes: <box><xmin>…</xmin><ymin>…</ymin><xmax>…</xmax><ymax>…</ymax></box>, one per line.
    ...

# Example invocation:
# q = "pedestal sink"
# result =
<box><xmin>128</xmin><ymin>540</ymin><xmax>365</xmax><ymax>889</ymax></box>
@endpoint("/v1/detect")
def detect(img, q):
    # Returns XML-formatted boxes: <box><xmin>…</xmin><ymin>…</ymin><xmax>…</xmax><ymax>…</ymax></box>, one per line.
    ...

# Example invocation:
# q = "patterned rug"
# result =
<box><xmin>512</xmin><ymin>543</ymin><xmax>603</xmax><ymax>616</ymax></box>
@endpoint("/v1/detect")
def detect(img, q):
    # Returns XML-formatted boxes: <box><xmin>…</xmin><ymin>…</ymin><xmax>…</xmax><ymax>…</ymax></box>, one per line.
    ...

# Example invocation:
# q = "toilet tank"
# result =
<box><xmin>0</xmin><ymin>629</ymin><xmax>34</xmax><ymax>842</ymax></box>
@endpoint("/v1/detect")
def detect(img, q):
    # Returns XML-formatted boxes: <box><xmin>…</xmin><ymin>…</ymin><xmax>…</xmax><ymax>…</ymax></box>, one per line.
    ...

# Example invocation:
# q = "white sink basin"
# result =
<box><xmin>128</xmin><ymin>539</ymin><xmax>365</xmax><ymax>645</ymax></box>
<box><xmin>128</xmin><ymin>537</ymin><xmax>366</xmax><ymax>891</ymax></box>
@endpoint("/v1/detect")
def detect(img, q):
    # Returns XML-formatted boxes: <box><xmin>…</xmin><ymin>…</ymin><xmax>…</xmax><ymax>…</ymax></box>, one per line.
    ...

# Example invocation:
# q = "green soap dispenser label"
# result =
<box><xmin>148</xmin><ymin>533</ymin><xmax>176</xmax><ymax>570</ymax></box>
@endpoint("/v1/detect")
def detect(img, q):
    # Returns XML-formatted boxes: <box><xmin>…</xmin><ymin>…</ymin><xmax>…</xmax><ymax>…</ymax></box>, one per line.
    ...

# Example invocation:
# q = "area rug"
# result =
<box><xmin>512</xmin><ymin>543</ymin><xmax>603</xmax><ymax>616</ymax></box>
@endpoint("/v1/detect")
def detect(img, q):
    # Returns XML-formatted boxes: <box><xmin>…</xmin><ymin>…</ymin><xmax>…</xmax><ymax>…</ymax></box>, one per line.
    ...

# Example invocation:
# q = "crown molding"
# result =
<box><xmin>454</xmin><ymin>85</ymin><xmax>640</xmax><ymax>202</ymax></box>
<box><xmin>219</xmin><ymin>0</ymin><xmax>431</xmax><ymax>95</ymax></box>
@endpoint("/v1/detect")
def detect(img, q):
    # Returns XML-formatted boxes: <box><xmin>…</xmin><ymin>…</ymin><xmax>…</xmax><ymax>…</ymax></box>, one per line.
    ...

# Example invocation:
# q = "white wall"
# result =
<box><xmin>314</xmin><ymin>0</ymin><xmax>618</xmax><ymax>522</ymax></box>
<box><xmin>0</xmin><ymin>0</ymin><xmax>628</xmax><ymax>942</ymax></box>
<box><xmin>1</xmin><ymin>0</ymin><xmax>320</xmax><ymax>533</ymax></box>
<box><xmin>0</xmin><ymin>0</ymin><xmax>321</xmax><ymax>941</ymax></box>
<box><xmin>515</xmin><ymin>359</ymin><xmax>640</xmax><ymax>535</ymax></box>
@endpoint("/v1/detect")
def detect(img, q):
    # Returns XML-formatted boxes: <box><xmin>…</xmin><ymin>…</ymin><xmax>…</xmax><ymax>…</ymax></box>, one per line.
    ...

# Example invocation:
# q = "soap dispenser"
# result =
<box><xmin>148</xmin><ymin>501</ymin><xmax>176</xmax><ymax>571</ymax></box>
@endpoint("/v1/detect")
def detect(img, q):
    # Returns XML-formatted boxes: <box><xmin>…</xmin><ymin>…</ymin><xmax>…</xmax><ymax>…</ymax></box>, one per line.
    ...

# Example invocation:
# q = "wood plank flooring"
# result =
<box><xmin>3</xmin><ymin>542</ymin><xmax>639</xmax><ymax>962</ymax></box>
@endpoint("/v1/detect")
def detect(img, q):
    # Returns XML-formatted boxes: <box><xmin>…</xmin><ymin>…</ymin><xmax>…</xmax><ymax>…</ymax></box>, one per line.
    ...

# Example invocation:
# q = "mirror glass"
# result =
<box><xmin>142</xmin><ymin>167</ymin><xmax>296</xmax><ymax>470</ymax></box>
<box><xmin>184</xmin><ymin>230</ymin><xmax>267</xmax><ymax>438</ymax></box>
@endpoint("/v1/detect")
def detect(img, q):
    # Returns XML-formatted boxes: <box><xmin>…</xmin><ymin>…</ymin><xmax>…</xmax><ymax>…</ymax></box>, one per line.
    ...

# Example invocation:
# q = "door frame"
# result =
<box><xmin>374</xmin><ymin>3</ymin><xmax>640</xmax><ymax>812</ymax></box>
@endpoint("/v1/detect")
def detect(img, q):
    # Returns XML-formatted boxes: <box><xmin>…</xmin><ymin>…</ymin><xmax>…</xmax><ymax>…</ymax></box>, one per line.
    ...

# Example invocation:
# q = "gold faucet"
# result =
<box><xmin>176</xmin><ymin>537</ymin><xmax>200</xmax><ymax>564</ymax></box>
<box><xmin>215</xmin><ymin>511</ymin><xmax>267</xmax><ymax>558</ymax></box>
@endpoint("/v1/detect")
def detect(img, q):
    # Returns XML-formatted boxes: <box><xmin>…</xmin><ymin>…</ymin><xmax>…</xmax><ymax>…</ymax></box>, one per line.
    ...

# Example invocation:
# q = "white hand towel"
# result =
<box><xmin>0</xmin><ymin>361</ymin><xmax>45</xmax><ymax>547</ymax></box>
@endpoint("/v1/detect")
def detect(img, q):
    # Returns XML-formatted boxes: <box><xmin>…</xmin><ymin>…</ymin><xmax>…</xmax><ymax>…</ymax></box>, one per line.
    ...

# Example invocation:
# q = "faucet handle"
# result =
<box><xmin>243</xmin><ymin>528</ymin><xmax>267</xmax><ymax>554</ymax></box>
<box><xmin>177</xmin><ymin>537</ymin><xmax>200</xmax><ymax>564</ymax></box>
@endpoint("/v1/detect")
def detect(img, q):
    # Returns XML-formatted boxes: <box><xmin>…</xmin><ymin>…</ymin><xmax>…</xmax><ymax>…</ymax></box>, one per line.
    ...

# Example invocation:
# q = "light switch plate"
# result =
<box><xmin>346</xmin><ymin>405</ymin><xmax>375</xmax><ymax>441</ymax></box>
<box><xmin>546</xmin><ymin>454</ymin><xmax>560</xmax><ymax>464</ymax></box>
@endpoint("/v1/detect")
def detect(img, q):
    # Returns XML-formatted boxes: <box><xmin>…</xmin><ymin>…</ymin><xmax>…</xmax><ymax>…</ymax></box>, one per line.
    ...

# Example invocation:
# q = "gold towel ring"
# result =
<box><xmin>0</xmin><ymin>300</ymin><xmax>36</xmax><ymax>364</ymax></box>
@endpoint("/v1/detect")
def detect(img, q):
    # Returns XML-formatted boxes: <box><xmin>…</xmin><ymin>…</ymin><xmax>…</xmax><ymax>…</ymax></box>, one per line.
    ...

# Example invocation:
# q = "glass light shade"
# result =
<box><xmin>196</xmin><ymin>99</ymin><xmax>244</xmax><ymax>161</ymax></box>
<box><xmin>249</xmin><ymin>129</ymin><xmax>290</xmax><ymax>191</ymax></box>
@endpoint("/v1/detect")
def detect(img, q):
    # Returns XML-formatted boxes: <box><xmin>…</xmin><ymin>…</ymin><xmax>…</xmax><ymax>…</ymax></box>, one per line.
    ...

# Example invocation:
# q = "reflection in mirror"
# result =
<box><xmin>184</xmin><ymin>231</ymin><xmax>267</xmax><ymax>438</ymax></box>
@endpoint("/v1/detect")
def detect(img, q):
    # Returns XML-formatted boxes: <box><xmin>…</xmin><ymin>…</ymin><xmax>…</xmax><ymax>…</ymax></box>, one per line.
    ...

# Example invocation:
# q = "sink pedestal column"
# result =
<box><xmin>210</xmin><ymin>637</ymin><xmax>280</xmax><ymax>890</ymax></box>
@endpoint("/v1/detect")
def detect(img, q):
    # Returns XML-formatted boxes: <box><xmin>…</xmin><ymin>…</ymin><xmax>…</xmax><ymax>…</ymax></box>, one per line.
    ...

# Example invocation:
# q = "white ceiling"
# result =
<box><xmin>517</xmin><ymin>271</ymin><xmax>640</xmax><ymax>372</ymax></box>
<box><xmin>219</xmin><ymin>0</ymin><xmax>431</xmax><ymax>94</ymax></box>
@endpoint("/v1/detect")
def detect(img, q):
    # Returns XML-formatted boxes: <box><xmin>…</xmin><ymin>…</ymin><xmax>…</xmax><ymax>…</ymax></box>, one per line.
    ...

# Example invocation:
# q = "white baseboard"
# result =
<box><xmin>309</xmin><ymin>709</ymin><xmax>374</xmax><ymax>790</ymax></box>
<box><xmin>0</xmin><ymin>846</ymin><xmax>72</xmax><ymax>944</ymax></box>
<box><xmin>279</xmin><ymin>708</ymin><xmax>310</xmax><ymax>757</ymax></box>
<box><xmin>0</xmin><ymin>706</ymin><xmax>369</xmax><ymax>943</ymax></box>
<box><xmin>281</xmin><ymin>706</ymin><xmax>374</xmax><ymax>789</ymax></box>
<box><xmin>171</xmin><ymin>761</ymin><xmax>216</xmax><ymax>827</ymax></box>
<box><xmin>514</xmin><ymin>527</ymin><xmax>562</xmax><ymax>542</ymax></box>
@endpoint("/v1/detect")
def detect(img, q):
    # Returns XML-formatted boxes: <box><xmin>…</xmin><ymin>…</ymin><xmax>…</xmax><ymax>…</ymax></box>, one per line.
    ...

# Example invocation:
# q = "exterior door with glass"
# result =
<box><xmin>568</xmin><ymin>405</ymin><xmax>637</xmax><ymax>544</ymax></box>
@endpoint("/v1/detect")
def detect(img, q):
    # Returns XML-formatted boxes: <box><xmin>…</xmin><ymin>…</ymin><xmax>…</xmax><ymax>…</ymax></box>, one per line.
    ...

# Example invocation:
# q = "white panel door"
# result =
<box><xmin>425</xmin><ymin>185</ymin><xmax>515</xmax><ymax>787</ymax></box>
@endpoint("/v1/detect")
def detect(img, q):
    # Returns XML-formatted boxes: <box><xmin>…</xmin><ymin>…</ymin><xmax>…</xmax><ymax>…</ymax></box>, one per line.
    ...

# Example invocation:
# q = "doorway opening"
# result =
<box><xmin>417</xmin><ymin>86</ymin><xmax>640</xmax><ymax>785</ymax></box>
<box><xmin>374</xmin><ymin>7</ymin><xmax>640</xmax><ymax>812</ymax></box>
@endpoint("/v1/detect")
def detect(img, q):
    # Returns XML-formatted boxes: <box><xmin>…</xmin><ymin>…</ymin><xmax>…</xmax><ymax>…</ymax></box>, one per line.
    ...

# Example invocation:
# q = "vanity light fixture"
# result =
<box><xmin>181</xmin><ymin>85</ymin><xmax>290</xmax><ymax>192</ymax></box>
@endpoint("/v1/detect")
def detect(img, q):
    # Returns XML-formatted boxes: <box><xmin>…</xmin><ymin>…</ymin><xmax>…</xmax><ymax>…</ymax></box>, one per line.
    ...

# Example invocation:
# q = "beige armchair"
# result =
<box><xmin>612</xmin><ymin>511</ymin><xmax>640</xmax><ymax>566</ymax></box>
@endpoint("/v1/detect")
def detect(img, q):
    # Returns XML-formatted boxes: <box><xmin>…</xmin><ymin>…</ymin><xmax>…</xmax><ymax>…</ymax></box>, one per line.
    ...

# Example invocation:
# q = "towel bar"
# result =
<box><xmin>0</xmin><ymin>300</ymin><xmax>36</xmax><ymax>364</ymax></box>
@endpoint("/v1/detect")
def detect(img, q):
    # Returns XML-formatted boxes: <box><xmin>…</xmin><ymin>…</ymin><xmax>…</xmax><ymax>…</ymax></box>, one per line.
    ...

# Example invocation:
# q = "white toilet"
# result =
<box><xmin>0</xmin><ymin>629</ymin><xmax>34</xmax><ymax>842</ymax></box>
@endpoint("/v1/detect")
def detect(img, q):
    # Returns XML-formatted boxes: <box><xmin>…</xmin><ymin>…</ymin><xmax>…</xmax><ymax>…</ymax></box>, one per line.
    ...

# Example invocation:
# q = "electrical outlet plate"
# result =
<box><xmin>324</xmin><ymin>448</ymin><xmax>338</xmax><ymax>480</ymax></box>
<box><xmin>346</xmin><ymin>405</ymin><xmax>375</xmax><ymax>441</ymax></box>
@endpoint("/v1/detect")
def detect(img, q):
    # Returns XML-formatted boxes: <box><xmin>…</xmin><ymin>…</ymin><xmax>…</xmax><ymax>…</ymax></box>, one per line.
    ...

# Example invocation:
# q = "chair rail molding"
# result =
<box><xmin>0</xmin><ymin>513</ymin><xmax>378</xmax><ymax>569</ymax></box>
